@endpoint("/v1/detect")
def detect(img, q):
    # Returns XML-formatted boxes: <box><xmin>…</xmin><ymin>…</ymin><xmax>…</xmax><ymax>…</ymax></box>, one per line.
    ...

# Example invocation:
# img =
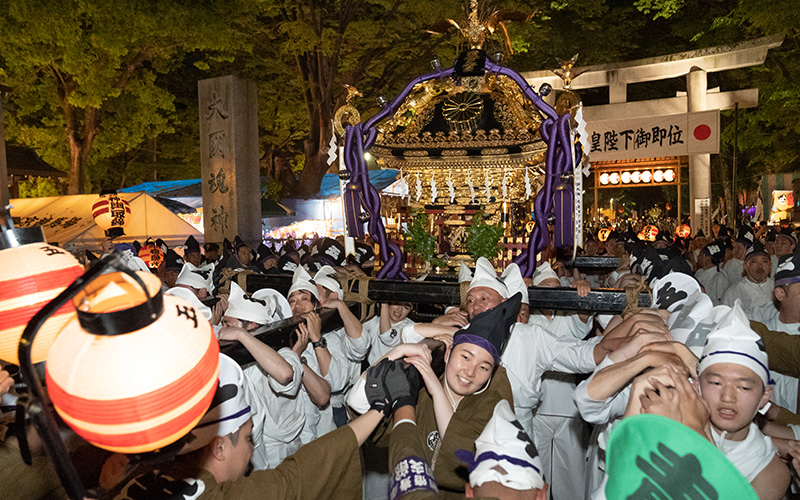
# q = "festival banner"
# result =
<box><xmin>584</xmin><ymin>110</ymin><xmax>719</xmax><ymax>161</ymax></box>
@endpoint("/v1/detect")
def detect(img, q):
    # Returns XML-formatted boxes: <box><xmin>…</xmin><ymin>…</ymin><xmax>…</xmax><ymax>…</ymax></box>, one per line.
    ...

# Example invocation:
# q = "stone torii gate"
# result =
<box><xmin>522</xmin><ymin>36</ymin><xmax>783</xmax><ymax>235</ymax></box>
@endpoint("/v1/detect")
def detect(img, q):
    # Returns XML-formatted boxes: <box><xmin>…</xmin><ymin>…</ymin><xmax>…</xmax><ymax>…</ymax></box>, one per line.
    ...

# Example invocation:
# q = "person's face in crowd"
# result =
<box><xmin>467</xmin><ymin>287</ymin><xmax>504</xmax><ymax>320</ymax></box>
<box><xmin>584</xmin><ymin>240</ymin><xmax>598</xmax><ymax>255</ymax></box>
<box><xmin>237</xmin><ymin>247</ymin><xmax>253</xmax><ymax>266</ymax></box>
<box><xmin>387</xmin><ymin>302</ymin><xmax>412</xmax><ymax>324</ymax></box>
<box><xmin>445</xmin><ymin>343</ymin><xmax>495</xmax><ymax>397</ymax></box>
<box><xmin>733</xmin><ymin>241</ymin><xmax>746</xmax><ymax>260</ymax></box>
<box><xmin>744</xmin><ymin>255</ymin><xmax>771</xmax><ymax>283</ymax></box>
<box><xmin>205</xmin><ymin>248</ymin><xmax>220</xmax><ymax>262</ymax></box>
<box><xmin>652</xmin><ymin>240</ymin><xmax>668</xmax><ymax>250</ymax></box>
<box><xmin>537</xmin><ymin>277</ymin><xmax>561</xmax><ymax>289</ymax></box>
<box><xmin>700</xmin><ymin>363</ymin><xmax>770</xmax><ymax>441</ymax></box>
<box><xmin>315</xmin><ymin>285</ymin><xmax>338</xmax><ymax>305</ymax></box>
<box><xmin>288</xmin><ymin>290</ymin><xmax>315</xmax><ymax>315</ymax></box>
<box><xmin>221</xmin><ymin>316</ymin><xmax>258</xmax><ymax>332</ymax></box>
<box><xmin>179</xmin><ymin>284</ymin><xmax>209</xmax><ymax>300</ymax></box>
<box><xmin>185</xmin><ymin>251</ymin><xmax>203</xmax><ymax>267</ymax></box>
<box><xmin>712</xmin><ymin>223</ymin><xmax>720</xmax><ymax>238</ymax></box>
<box><xmin>765</xmin><ymin>240</ymin><xmax>775</xmax><ymax>255</ymax></box>
<box><xmin>163</xmin><ymin>268</ymin><xmax>180</xmax><ymax>288</ymax></box>
<box><xmin>774</xmin><ymin>236</ymin><xmax>796</xmax><ymax>257</ymax></box>
<box><xmin>223</xmin><ymin>418</ymin><xmax>254</xmax><ymax>482</ymax></box>
<box><xmin>694</xmin><ymin>236</ymin><xmax>708</xmax><ymax>249</ymax></box>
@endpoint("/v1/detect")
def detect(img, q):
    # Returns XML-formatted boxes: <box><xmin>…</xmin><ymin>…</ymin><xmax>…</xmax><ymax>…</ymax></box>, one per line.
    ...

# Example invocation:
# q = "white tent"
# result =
<box><xmin>10</xmin><ymin>192</ymin><xmax>203</xmax><ymax>250</ymax></box>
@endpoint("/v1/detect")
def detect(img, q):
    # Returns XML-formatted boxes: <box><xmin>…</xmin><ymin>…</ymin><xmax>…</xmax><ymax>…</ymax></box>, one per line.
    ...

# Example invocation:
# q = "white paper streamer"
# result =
<box><xmin>524</xmin><ymin>169</ymin><xmax>532</xmax><ymax>199</ymax></box>
<box><xmin>448</xmin><ymin>170</ymin><xmax>455</xmax><ymax>203</ymax></box>
<box><xmin>431</xmin><ymin>172</ymin><xmax>437</xmax><ymax>203</ymax></box>
<box><xmin>415</xmin><ymin>174</ymin><xmax>422</xmax><ymax>202</ymax></box>
<box><xmin>468</xmin><ymin>171</ymin><xmax>476</xmax><ymax>204</ymax></box>
<box><xmin>397</xmin><ymin>170</ymin><xmax>409</xmax><ymax>199</ymax></box>
<box><xmin>502</xmin><ymin>171</ymin><xmax>508</xmax><ymax>200</ymax></box>
<box><xmin>484</xmin><ymin>170</ymin><xmax>491</xmax><ymax>203</ymax></box>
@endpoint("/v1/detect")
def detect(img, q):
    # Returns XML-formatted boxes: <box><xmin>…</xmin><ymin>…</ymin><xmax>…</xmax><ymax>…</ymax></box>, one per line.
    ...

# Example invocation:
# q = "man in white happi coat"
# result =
<box><xmin>723</xmin><ymin>226</ymin><xmax>754</xmax><ymax>283</ymax></box>
<box><xmin>217</xmin><ymin>282</ymin><xmax>304</xmax><ymax>470</ymax></box>
<box><xmin>722</xmin><ymin>241</ymin><xmax>774</xmax><ymax>317</ymax></box>
<box><xmin>694</xmin><ymin>241</ymin><xmax>729</xmax><ymax>305</ymax></box>
<box><xmin>752</xmin><ymin>247</ymin><xmax>800</xmax><ymax>413</ymax></box>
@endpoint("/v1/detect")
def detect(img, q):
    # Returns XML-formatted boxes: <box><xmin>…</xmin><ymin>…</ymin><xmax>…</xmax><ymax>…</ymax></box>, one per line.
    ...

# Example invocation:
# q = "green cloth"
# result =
<box><xmin>605</xmin><ymin>415</ymin><xmax>758</xmax><ymax>500</ymax></box>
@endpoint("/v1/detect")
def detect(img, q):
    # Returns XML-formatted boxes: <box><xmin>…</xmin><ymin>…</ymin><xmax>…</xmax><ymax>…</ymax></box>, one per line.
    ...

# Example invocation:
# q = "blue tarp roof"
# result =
<box><xmin>120</xmin><ymin>170</ymin><xmax>399</xmax><ymax>200</ymax></box>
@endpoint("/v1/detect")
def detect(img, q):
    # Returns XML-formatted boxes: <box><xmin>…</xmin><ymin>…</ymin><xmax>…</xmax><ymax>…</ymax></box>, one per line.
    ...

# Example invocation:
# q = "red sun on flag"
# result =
<box><xmin>693</xmin><ymin>124</ymin><xmax>712</xmax><ymax>141</ymax></box>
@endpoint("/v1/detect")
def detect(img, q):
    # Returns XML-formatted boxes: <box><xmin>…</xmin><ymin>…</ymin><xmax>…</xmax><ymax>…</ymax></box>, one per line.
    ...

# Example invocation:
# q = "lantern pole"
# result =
<box><xmin>18</xmin><ymin>254</ymin><xmax>121</xmax><ymax>500</ymax></box>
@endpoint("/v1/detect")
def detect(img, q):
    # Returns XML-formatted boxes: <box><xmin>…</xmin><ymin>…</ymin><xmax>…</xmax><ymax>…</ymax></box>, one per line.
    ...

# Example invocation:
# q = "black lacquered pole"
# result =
<box><xmin>17</xmin><ymin>254</ymin><xmax>120</xmax><ymax>500</ymax></box>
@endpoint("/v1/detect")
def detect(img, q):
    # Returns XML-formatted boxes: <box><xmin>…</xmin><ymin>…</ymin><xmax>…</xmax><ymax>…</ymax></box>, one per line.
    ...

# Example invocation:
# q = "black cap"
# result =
<box><xmin>354</xmin><ymin>241</ymin><xmax>375</xmax><ymax>265</ymax></box>
<box><xmin>132</xmin><ymin>240</ymin><xmax>142</xmax><ymax>255</ymax></box>
<box><xmin>775</xmin><ymin>247</ymin><xmax>800</xmax><ymax>286</ymax></box>
<box><xmin>164</xmin><ymin>248</ymin><xmax>185</xmax><ymax>270</ymax></box>
<box><xmin>453</xmin><ymin>293</ymin><xmax>522</xmax><ymax>364</ymax></box>
<box><xmin>736</xmin><ymin>226</ymin><xmax>755</xmax><ymax>246</ymax></box>
<box><xmin>317</xmin><ymin>238</ymin><xmax>345</xmax><ymax>266</ymax></box>
<box><xmin>695</xmin><ymin>229</ymin><xmax>706</xmax><ymax>238</ymax></box>
<box><xmin>184</xmin><ymin>235</ymin><xmax>201</xmax><ymax>255</ymax></box>
<box><xmin>223</xmin><ymin>238</ymin><xmax>233</xmax><ymax>254</ymax></box>
<box><xmin>702</xmin><ymin>240</ymin><xmax>725</xmax><ymax>265</ymax></box>
<box><xmin>744</xmin><ymin>240</ymin><xmax>769</xmax><ymax>261</ymax></box>
<box><xmin>276</xmin><ymin>253</ymin><xmax>299</xmax><ymax>274</ymax></box>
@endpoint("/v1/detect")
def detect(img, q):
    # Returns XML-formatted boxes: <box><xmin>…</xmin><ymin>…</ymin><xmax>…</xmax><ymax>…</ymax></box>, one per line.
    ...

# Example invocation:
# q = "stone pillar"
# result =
<box><xmin>198</xmin><ymin>75</ymin><xmax>261</xmax><ymax>247</ymax></box>
<box><xmin>687</xmin><ymin>67</ymin><xmax>711</xmax><ymax>236</ymax></box>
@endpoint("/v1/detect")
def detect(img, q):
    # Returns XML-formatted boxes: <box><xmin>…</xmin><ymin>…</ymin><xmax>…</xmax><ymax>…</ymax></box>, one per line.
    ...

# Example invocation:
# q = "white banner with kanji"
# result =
<box><xmin>584</xmin><ymin>110</ymin><xmax>719</xmax><ymax>161</ymax></box>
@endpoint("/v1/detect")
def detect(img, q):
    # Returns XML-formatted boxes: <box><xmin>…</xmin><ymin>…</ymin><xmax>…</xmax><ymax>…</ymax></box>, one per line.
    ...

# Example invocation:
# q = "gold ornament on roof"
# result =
<box><xmin>334</xmin><ymin>84</ymin><xmax>362</xmax><ymax>136</ymax></box>
<box><xmin>425</xmin><ymin>0</ymin><xmax>534</xmax><ymax>53</ymax></box>
<box><xmin>551</xmin><ymin>54</ymin><xmax>585</xmax><ymax>90</ymax></box>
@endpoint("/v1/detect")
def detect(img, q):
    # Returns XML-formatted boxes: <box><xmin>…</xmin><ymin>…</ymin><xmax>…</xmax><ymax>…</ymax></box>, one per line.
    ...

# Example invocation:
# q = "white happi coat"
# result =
<box><xmin>695</xmin><ymin>267</ymin><xmax>729</xmax><ymax>305</ymax></box>
<box><xmin>721</xmin><ymin>277</ymin><xmax>774</xmax><ymax>317</ymax></box>
<box><xmin>360</xmin><ymin>315</ymin><xmax>415</xmax><ymax>365</ymax></box>
<box><xmin>242</xmin><ymin>347</ymin><xmax>305</xmax><ymax>470</ymax></box>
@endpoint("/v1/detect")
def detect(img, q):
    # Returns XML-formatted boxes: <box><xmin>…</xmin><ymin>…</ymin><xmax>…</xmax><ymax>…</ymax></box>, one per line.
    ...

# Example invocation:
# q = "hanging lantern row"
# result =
<box><xmin>93</xmin><ymin>191</ymin><xmax>131</xmax><ymax>238</ymax></box>
<box><xmin>598</xmin><ymin>169</ymin><xmax>676</xmax><ymax>186</ymax></box>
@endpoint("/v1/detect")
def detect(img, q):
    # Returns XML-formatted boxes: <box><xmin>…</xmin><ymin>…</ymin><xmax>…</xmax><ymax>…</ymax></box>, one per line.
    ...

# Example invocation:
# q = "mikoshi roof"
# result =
<box><xmin>9</xmin><ymin>192</ymin><xmax>203</xmax><ymax>250</ymax></box>
<box><xmin>369</xmin><ymin>74</ymin><xmax>546</xmax><ymax>204</ymax></box>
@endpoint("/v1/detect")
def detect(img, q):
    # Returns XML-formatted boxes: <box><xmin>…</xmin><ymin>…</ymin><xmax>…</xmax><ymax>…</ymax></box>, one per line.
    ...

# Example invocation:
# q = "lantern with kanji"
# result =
<box><xmin>93</xmin><ymin>190</ymin><xmax>131</xmax><ymax>239</ymax></box>
<box><xmin>138</xmin><ymin>241</ymin><xmax>164</xmax><ymax>269</ymax></box>
<box><xmin>639</xmin><ymin>225</ymin><xmax>659</xmax><ymax>242</ymax></box>
<box><xmin>676</xmin><ymin>224</ymin><xmax>691</xmax><ymax>238</ymax></box>
<box><xmin>598</xmin><ymin>227</ymin><xmax>611</xmax><ymax>242</ymax></box>
<box><xmin>0</xmin><ymin>209</ymin><xmax>83</xmax><ymax>365</ymax></box>
<box><xmin>46</xmin><ymin>271</ymin><xmax>220</xmax><ymax>453</ymax></box>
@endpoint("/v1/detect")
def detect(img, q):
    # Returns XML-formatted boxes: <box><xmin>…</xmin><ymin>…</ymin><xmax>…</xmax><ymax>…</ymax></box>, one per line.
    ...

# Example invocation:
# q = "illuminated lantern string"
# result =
<box><xmin>93</xmin><ymin>191</ymin><xmax>131</xmax><ymax>238</ymax></box>
<box><xmin>46</xmin><ymin>271</ymin><xmax>219</xmax><ymax>453</ymax></box>
<box><xmin>0</xmin><ymin>211</ymin><xmax>83</xmax><ymax>365</ymax></box>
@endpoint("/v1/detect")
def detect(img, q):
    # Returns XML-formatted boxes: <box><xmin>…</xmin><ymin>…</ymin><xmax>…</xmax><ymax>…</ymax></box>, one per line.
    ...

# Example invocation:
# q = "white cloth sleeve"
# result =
<box><xmin>346</xmin><ymin>373</ymin><xmax>370</xmax><ymax>415</ymax></box>
<box><xmin>572</xmin><ymin>356</ymin><xmax>630</xmax><ymax>425</ymax></box>
<box><xmin>401</xmin><ymin>323</ymin><xmax>425</xmax><ymax>344</ymax></box>
<box><xmin>266</xmin><ymin>348</ymin><xmax>303</xmax><ymax>396</ymax></box>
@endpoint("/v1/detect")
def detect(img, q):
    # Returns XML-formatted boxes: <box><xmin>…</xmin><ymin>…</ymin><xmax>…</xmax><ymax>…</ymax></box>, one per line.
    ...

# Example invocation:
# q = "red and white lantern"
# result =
<box><xmin>46</xmin><ymin>271</ymin><xmax>219</xmax><ymax>453</ymax></box>
<box><xmin>138</xmin><ymin>244</ymin><xmax>164</xmax><ymax>269</ymax></box>
<box><xmin>0</xmin><ymin>242</ymin><xmax>83</xmax><ymax>365</ymax></box>
<box><xmin>93</xmin><ymin>192</ymin><xmax>131</xmax><ymax>238</ymax></box>
<box><xmin>639</xmin><ymin>225</ymin><xmax>659</xmax><ymax>242</ymax></box>
<box><xmin>676</xmin><ymin>224</ymin><xmax>691</xmax><ymax>238</ymax></box>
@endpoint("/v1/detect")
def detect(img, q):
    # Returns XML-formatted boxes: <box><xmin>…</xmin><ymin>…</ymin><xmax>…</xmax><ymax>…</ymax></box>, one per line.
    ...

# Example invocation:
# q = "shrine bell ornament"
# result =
<box><xmin>93</xmin><ymin>191</ymin><xmax>131</xmax><ymax>239</ymax></box>
<box><xmin>0</xmin><ymin>208</ymin><xmax>84</xmax><ymax>365</ymax></box>
<box><xmin>45</xmin><ymin>271</ymin><xmax>220</xmax><ymax>454</ymax></box>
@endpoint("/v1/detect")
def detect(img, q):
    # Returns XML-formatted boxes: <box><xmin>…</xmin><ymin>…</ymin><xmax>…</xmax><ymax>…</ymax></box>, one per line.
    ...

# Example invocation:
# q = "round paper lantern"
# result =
<box><xmin>641</xmin><ymin>171</ymin><xmax>653</xmax><ymax>183</ymax></box>
<box><xmin>46</xmin><ymin>271</ymin><xmax>219</xmax><ymax>453</ymax></box>
<box><xmin>93</xmin><ymin>192</ymin><xmax>131</xmax><ymax>238</ymax></box>
<box><xmin>621</xmin><ymin>172</ymin><xmax>632</xmax><ymax>184</ymax></box>
<box><xmin>0</xmin><ymin>240</ymin><xmax>83</xmax><ymax>365</ymax></box>
<box><xmin>676</xmin><ymin>224</ymin><xmax>691</xmax><ymax>238</ymax></box>
<box><xmin>599</xmin><ymin>173</ymin><xmax>610</xmax><ymax>185</ymax></box>
<box><xmin>641</xmin><ymin>225</ymin><xmax>659</xmax><ymax>242</ymax></box>
<box><xmin>609</xmin><ymin>173</ymin><xmax>620</xmax><ymax>185</ymax></box>
<box><xmin>138</xmin><ymin>244</ymin><xmax>164</xmax><ymax>269</ymax></box>
<box><xmin>653</xmin><ymin>170</ymin><xmax>664</xmax><ymax>183</ymax></box>
<box><xmin>631</xmin><ymin>171</ymin><xmax>642</xmax><ymax>183</ymax></box>
<box><xmin>598</xmin><ymin>227</ymin><xmax>611</xmax><ymax>242</ymax></box>
<box><xmin>664</xmin><ymin>169</ymin><xmax>676</xmax><ymax>182</ymax></box>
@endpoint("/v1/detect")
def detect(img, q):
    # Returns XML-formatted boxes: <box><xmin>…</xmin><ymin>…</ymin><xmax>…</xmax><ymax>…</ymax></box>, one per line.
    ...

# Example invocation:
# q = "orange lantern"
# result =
<box><xmin>46</xmin><ymin>271</ymin><xmax>219</xmax><ymax>453</ymax></box>
<box><xmin>598</xmin><ymin>227</ymin><xmax>611</xmax><ymax>242</ymax></box>
<box><xmin>676</xmin><ymin>224</ymin><xmax>691</xmax><ymax>238</ymax></box>
<box><xmin>92</xmin><ymin>191</ymin><xmax>131</xmax><ymax>238</ymax></box>
<box><xmin>138</xmin><ymin>244</ymin><xmax>164</xmax><ymax>269</ymax></box>
<box><xmin>639</xmin><ymin>225</ymin><xmax>659</xmax><ymax>242</ymax></box>
<box><xmin>0</xmin><ymin>220</ymin><xmax>83</xmax><ymax>365</ymax></box>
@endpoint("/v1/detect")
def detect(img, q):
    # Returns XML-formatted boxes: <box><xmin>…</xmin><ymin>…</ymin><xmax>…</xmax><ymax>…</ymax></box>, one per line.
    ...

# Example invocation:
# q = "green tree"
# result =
<box><xmin>0</xmin><ymin>0</ymin><xmax>254</xmax><ymax>194</ymax></box>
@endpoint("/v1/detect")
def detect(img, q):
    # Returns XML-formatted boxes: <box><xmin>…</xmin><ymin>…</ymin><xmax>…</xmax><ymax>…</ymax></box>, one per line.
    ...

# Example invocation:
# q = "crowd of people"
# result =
<box><xmin>2</xmin><ymin>219</ymin><xmax>800</xmax><ymax>499</ymax></box>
